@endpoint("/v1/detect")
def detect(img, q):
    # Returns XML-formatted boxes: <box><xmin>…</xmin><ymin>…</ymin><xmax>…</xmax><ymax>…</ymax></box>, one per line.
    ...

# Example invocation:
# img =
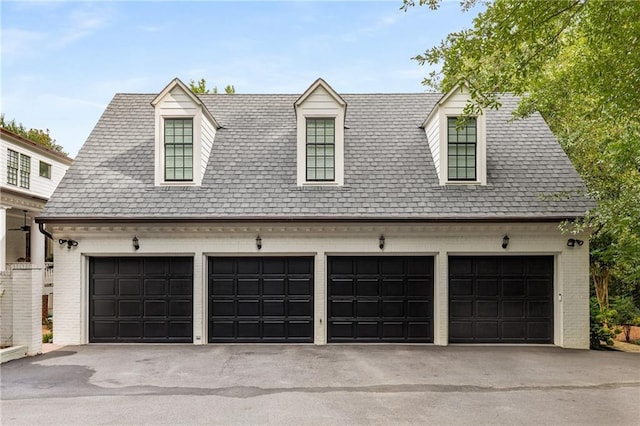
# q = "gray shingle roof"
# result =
<box><xmin>40</xmin><ymin>92</ymin><xmax>594</xmax><ymax>221</ymax></box>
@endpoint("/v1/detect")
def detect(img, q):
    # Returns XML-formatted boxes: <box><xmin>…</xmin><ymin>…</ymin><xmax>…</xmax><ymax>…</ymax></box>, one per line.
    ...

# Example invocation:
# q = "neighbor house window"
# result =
<box><xmin>306</xmin><ymin>118</ymin><xmax>335</xmax><ymax>181</ymax></box>
<box><xmin>7</xmin><ymin>149</ymin><xmax>30</xmax><ymax>188</ymax></box>
<box><xmin>164</xmin><ymin>118</ymin><xmax>193</xmax><ymax>181</ymax></box>
<box><xmin>7</xmin><ymin>149</ymin><xmax>18</xmax><ymax>186</ymax></box>
<box><xmin>40</xmin><ymin>161</ymin><xmax>52</xmax><ymax>179</ymax></box>
<box><xmin>447</xmin><ymin>117</ymin><xmax>477</xmax><ymax>181</ymax></box>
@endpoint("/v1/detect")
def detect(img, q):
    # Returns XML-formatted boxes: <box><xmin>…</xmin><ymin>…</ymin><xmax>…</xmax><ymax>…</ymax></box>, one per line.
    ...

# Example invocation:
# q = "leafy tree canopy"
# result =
<box><xmin>0</xmin><ymin>114</ymin><xmax>68</xmax><ymax>155</ymax></box>
<box><xmin>188</xmin><ymin>78</ymin><xmax>236</xmax><ymax>94</ymax></box>
<box><xmin>403</xmin><ymin>0</ymin><xmax>640</xmax><ymax>301</ymax></box>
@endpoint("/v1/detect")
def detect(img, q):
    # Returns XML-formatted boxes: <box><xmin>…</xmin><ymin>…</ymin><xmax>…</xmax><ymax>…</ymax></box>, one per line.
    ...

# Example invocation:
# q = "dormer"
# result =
<box><xmin>422</xmin><ymin>85</ymin><xmax>487</xmax><ymax>186</ymax></box>
<box><xmin>151</xmin><ymin>78</ymin><xmax>220</xmax><ymax>186</ymax></box>
<box><xmin>294</xmin><ymin>78</ymin><xmax>347</xmax><ymax>186</ymax></box>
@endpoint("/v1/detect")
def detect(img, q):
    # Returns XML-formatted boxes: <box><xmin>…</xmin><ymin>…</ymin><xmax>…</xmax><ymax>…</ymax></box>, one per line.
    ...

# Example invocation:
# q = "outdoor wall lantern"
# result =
<box><xmin>256</xmin><ymin>235</ymin><xmax>262</xmax><ymax>250</ymax></box>
<box><xmin>502</xmin><ymin>235</ymin><xmax>510</xmax><ymax>249</ymax></box>
<box><xmin>567</xmin><ymin>238</ymin><xmax>584</xmax><ymax>247</ymax></box>
<box><xmin>59</xmin><ymin>239</ymin><xmax>78</xmax><ymax>249</ymax></box>
<box><xmin>379</xmin><ymin>235</ymin><xmax>385</xmax><ymax>250</ymax></box>
<box><xmin>132</xmin><ymin>236</ymin><xmax>140</xmax><ymax>251</ymax></box>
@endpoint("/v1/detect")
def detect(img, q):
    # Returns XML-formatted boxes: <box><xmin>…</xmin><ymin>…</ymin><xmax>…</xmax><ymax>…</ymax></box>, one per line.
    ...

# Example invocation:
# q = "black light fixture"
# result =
<box><xmin>256</xmin><ymin>235</ymin><xmax>262</xmax><ymax>250</ymax></box>
<box><xmin>502</xmin><ymin>235</ymin><xmax>510</xmax><ymax>249</ymax></box>
<box><xmin>58</xmin><ymin>239</ymin><xmax>78</xmax><ymax>249</ymax></box>
<box><xmin>379</xmin><ymin>235</ymin><xmax>385</xmax><ymax>250</ymax></box>
<box><xmin>567</xmin><ymin>238</ymin><xmax>584</xmax><ymax>247</ymax></box>
<box><xmin>132</xmin><ymin>236</ymin><xmax>140</xmax><ymax>251</ymax></box>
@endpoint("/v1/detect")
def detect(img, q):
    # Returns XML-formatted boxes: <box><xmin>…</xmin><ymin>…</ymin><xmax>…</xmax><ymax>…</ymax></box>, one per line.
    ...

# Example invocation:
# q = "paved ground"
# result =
<box><xmin>1</xmin><ymin>345</ymin><xmax>639</xmax><ymax>425</ymax></box>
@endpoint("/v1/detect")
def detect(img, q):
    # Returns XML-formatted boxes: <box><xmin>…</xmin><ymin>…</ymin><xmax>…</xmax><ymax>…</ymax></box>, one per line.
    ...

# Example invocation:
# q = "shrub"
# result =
<box><xmin>590</xmin><ymin>297</ymin><xmax>620</xmax><ymax>348</ymax></box>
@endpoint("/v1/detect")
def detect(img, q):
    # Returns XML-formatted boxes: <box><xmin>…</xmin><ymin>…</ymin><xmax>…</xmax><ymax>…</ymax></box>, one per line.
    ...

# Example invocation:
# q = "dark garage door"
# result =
<box><xmin>449</xmin><ymin>256</ymin><xmax>553</xmax><ymax>343</ymax></box>
<box><xmin>328</xmin><ymin>256</ymin><xmax>434</xmax><ymax>342</ymax></box>
<box><xmin>89</xmin><ymin>257</ymin><xmax>193</xmax><ymax>343</ymax></box>
<box><xmin>209</xmin><ymin>257</ymin><xmax>314</xmax><ymax>343</ymax></box>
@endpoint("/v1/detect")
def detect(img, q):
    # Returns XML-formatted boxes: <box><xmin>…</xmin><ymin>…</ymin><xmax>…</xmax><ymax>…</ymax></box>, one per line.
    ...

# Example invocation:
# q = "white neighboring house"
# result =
<box><xmin>1</xmin><ymin>127</ymin><xmax>73</xmax><ymax>284</ymax></box>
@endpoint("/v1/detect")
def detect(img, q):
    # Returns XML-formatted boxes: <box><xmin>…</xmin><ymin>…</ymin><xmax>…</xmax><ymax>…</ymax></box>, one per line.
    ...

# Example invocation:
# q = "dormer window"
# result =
<box><xmin>151</xmin><ymin>78</ymin><xmax>220</xmax><ymax>186</ymax></box>
<box><xmin>447</xmin><ymin>117</ymin><xmax>477</xmax><ymax>181</ymax></box>
<box><xmin>295</xmin><ymin>78</ymin><xmax>346</xmax><ymax>186</ymax></box>
<box><xmin>164</xmin><ymin>118</ymin><xmax>193</xmax><ymax>181</ymax></box>
<box><xmin>306</xmin><ymin>118</ymin><xmax>335</xmax><ymax>181</ymax></box>
<box><xmin>422</xmin><ymin>85</ymin><xmax>486</xmax><ymax>186</ymax></box>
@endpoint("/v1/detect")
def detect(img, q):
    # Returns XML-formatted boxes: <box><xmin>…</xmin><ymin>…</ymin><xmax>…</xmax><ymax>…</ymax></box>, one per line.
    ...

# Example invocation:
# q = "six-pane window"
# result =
<box><xmin>164</xmin><ymin>118</ymin><xmax>193</xmax><ymax>181</ymax></box>
<box><xmin>306</xmin><ymin>118</ymin><xmax>335</xmax><ymax>181</ymax></box>
<box><xmin>447</xmin><ymin>117</ymin><xmax>477</xmax><ymax>181</ymax></box>
<box><xmin>7</xmin><ymin>149</ymin><xmax>19</xmax><ymax>186</ymax></box>
<box><xmin>19</xmin><ymin>154</ymin><xmax>31</xmax><ymax>188</ymax></box>
<box><xmin>40</xmin><ymin>161</ymin><xmax>52</xmax><ymax>179</ymax></box>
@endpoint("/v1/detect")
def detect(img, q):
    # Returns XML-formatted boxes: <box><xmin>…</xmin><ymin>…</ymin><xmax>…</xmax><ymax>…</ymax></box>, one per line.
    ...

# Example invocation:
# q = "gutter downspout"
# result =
<box><xmin>38</xmin><ymin>222</ymin><xmax>53</xmax><ymax>240</ymax></box>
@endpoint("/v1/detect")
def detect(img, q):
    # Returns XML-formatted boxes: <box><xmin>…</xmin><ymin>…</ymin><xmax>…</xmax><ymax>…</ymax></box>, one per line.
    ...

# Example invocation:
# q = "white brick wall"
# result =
<box><xmin>9</xmin><ymin>268</ymin><xmax>42</xmax><ymax>354</ymax></box>
<box><xmin>0</xmin><ymin>271</ymin><xmax>13</xmax><ymax>345</ymax></box>
<box><xmin>51</xmin><ymin>222</ymin><xmax>590</xmax><ymax>348</ymax></box>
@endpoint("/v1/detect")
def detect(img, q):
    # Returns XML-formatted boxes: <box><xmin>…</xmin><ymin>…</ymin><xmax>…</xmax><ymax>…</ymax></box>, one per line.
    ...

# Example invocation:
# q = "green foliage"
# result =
<box><xmin>0</xmin><ymin>114</ymin><xmax>68</xmax><ymax>155</ymax></box>
<box><xmin>610</xmin><ymin>296</ymin><xmax>640</xmax><ymax>342</ymax></box>
<box><xmin>42</xmin><ymin>332</ymin><xmax>53</xmax><ymax>343</ymax></box>
<box><xmin>590</xmin><ymin>297</ymin><xmax>619</xmax><ymax>349</ymax></box>
<box><xmin>188</xmin><ymin>78</ymin><xmax>236</xmax><ymax>95</ymax></box>
<box><xmin>404</xmin><ymin>0</ymin><xmax>640</xmax><ymax>305</ymax></box>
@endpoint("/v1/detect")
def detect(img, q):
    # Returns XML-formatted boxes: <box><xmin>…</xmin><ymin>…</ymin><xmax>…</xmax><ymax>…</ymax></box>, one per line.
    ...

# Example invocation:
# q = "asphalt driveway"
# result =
<box><xmin>2</xmin><ymin>345</ymin><xmax>639</xmax><ymax>425</ymax></box>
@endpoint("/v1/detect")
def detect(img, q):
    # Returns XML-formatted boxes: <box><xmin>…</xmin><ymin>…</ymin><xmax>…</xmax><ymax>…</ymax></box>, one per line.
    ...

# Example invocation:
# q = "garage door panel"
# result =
<box><xmin>289</xmin><ymin>278</ymin><xmax>312</xmax><ymax>295</ymax></box>
<box><xmin>169</xmin><ymin>321</ymin><xmax>192</xmax><ymax>338</ymax></box>
<box><xmin>502</xmin><ymin>279</ymin><xmax>525</xmax><ymax>297</ymax></box>
<box><xmin>476</xmin><ymin>300</ymin><xmax>499</xmax><ymax>317</ymax></box>
<box><xmin>208</xmin><ymin>257</ymin><xmax>314</xmax><ymax>342</ymax></box>
<box><xmin>144</xmin><ymin>279</ymin><xmax>166</xmax><ymax>296</ymax></box>
<box><xmin>288</xmin><ymin>300</ymin><xmax>312</xmax><ymax>316</ymax></box>
<box><xmin>263</xmin><ymin>279</ymin><xmax>285</xmax><ymax>295</ymax></box>
<box><xmin>449</xmin><ymin>256</ymin><xmax>553</xmax><ymax>343</ymax></box>
<box><xmin>475</xmin><ymin>322</ymin><xmax>499</xmax><ymax>339</ymax></box>
<box><xmin>382</xmin><ymin>300</ymin><xmax>404</xmax><ymax>317</ymax></box>
<box><xmin>528</xmin><ymin>279</ymin><xmax>552</xmax><ymax>296</ymax></box>
<box><xmin>144</xmin><ymin>300</ymin><xmax>167</xmax><ymax>317</ymax></box>
<box><xmin>502</xmin><ymin>322</ymin><xmax>525</xmax><ymax>339</ymax></box>
<box><xmin>328</xmin><ymin>256</ymin><xmax>434</xmax><ymax>343</ymax></box>
<box><xmin>211</xmin><ymin>278</ymin><xmax>234</xmax><ymax>295</ymax></box>
<box><xmin>381</xmin><ymin>258</ymin><xmax>404</xmax><ymax>275</ymax></box>
<box><xmin>94</xmin><ymin>279</ymin><xmax>116</xmax><ymax>296</ymax></box>
<box><xmin>450</xmin><ymin>300</ymin><xmax>473</xmax><ymax>317</ymax></box>
<box><xmin>408</xmin><ymin>322</ymin><xmax>431</xmax><ymax>338</ymax></box>
<box><xmin>382</xmin><ymin>322</ymin><xmax>403</xmax><ymax>338</ymax></box>
<box><xmin>330</xmin><ymin>300</ymin><xmax>353</xmax><ymax>317</ymax></box>
<box><xmin>450</xmin><ymin>279</ymin><xmax>473</xmax><ymax>296</ymax></box>
<box><xmin>119</xmin><ymin>321</ymin><xmax>142</xmax><ymax>338</ymax></box>
<box><xmin>90</xmin><ymin>257</ymin><xmax>193</xmax><ymax>343</ymax></box>
<box><xmin>408</xmin><ymin>300</ymin><xmax>429</xmax><ymax>318</ymax></box>
<box><xmin>477</xmin><ymin>279</ymin><xmax>498</xmax><ymax>297</ymax></box>
<box><xmin>330</xmin><ymin>278</ymin><xmax>354</xmax><ymax>296</ymax></box>
<box><xmin>356</xmin><ymin>258</ymin><xmax>379</xmax><ymax>275</ymax></box>
<box><xmin>237</xmin><ymin>300</ymin><xmax>260</xmax><ymax>316</ymax></box>
<box><xmin>118</xmin><ymin>258</ymin><xmax>141</xmax><ymax>275</ymax></box>
<box><xmin>381</xmin><ymin>279</ymin><xmax>404</xmax><ymax>296</ymax></box>
<box><xmin>94</xmin><ymin>300</ymin><xmax>116</xmax><ymax>317</ymax></box>
<box><xmin>502</xmin><ymin>300</ymin><xmax>525</xmax><ymax>318</ymax></box>
<box><xmin>118</xmin><ymin>300</ymin><xmax>141</xmax><ymax>317</ymax></box>
<box><xmin>356</xmin><ymin>279</ymin><xmax>378</xmax><ymax>296</ymax></box>
<box><xmin>237</xmin><ymin>279</ymin><xmax>260</xmax><ymax>295</ymax></box>
<box><xmin>263</xmin><ymin>300</ymin><xmax>285</xmax><ymax>316</ymax></box>
<box><xmin>169</xmin><ymin>279</ymin><xmax>192</xmax><ymax>295</ymax></box>
<box><xmin>119</xmin><ymin>279</ymin><xmax>141</xmax><ymax>296</ymax></box>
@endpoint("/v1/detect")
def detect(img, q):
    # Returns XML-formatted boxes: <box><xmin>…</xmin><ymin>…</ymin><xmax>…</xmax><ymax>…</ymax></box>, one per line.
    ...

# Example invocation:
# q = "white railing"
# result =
<box><xmin>4</xmin><ymin>262</ymin><xmax>54</xmax><ymax>286</ymax></box>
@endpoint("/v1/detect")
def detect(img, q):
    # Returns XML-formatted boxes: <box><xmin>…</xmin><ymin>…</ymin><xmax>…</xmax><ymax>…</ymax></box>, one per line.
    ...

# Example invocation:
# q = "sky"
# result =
<box><xmin>1</xmin><ymin>0</ymin><xmax>482</xmax><ymax>157</ymax></box>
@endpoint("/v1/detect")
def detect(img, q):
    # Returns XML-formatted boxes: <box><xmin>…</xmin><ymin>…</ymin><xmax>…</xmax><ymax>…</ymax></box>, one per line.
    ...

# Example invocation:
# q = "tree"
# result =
<box><xmin>403</xmin><ymin>0</ymin><xmax>640</xmax><ymax>310</ymax></box>
<box><xmin>188</xmin><ymin>78</ymin><xmax>236</xmax><ymax>95</ymax></box>
<box><xmin>0</xmin><ymin>114</ymin><xmax>68</xmax><ymax>155</ymax></box>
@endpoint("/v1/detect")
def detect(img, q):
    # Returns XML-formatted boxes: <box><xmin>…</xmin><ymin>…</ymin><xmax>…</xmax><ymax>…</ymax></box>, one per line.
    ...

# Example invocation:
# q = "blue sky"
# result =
<box><xmin>1</xmin><ymin>1</ymin><xmax>481</xmax><ymax>157</ymax></box>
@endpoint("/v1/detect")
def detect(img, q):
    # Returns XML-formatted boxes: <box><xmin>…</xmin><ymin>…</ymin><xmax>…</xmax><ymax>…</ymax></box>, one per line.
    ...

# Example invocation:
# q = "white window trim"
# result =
<box><xmin>439</xmin><ymin>108</ymin><xmax>486</xmax><ymax>186</ymax></box>
<box><xmin>296</xmin><ymin>111</ymin><xmax>345</xmax><ymax>187</ymax></box>
<box><xmin>154</xmin><ymin>112</ymin><xmax>203</xmax><ymax>186</ymax></box>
